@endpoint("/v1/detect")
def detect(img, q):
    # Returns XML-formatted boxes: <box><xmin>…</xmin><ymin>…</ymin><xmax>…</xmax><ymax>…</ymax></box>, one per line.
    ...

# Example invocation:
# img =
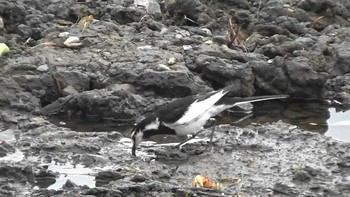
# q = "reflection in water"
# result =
<box><xmin>35</xmin><ymin>163</ymin><xmax>96</xmax><ymax>190</ymax></box>
<box><xmin>224</xmin><ymin>100</ymin><xmax>331</xmax><ymax>134</ymax></box>
<box><xmin>49</xmin><ymin>100</ymin><xmax>350</xmax><ymax>142</ymax></box>
<box><xmin>325</xmin><ymin>108</ymin><xmax>350</xmax><ymax>142</ymax></box>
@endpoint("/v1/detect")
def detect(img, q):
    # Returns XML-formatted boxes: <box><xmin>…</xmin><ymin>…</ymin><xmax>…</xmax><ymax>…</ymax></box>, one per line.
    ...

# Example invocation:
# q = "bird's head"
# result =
<box><xmin>131</xmin><ymin>117</ymin><xmax>160</xmax><ymax>156</ymax></box>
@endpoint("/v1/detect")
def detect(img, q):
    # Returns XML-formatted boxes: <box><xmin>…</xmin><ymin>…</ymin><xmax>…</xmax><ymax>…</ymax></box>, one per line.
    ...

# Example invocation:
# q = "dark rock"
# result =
<box><xmin>298</xmin><ymin>0</ymin><xmax>330</xmax><ymax>12</ymax></box>
<box><xmin>107</xmin><ymin>131</ymin><xmax>123</xmax><ymax>140</ymax></box>
<box><xmin>62</xmin><ymin>179</ymin><xmax>78</xmax><ymax>189</ymax></box>
<box><xmin>0</xmin><ymin>164</ymin><xmax>34</xmax><ymax>182</ymax></box>
<box><xmin>303</xmin><ymin>165</ymin><xmax>319</xmax><ymax>177</ymax></box>
<box><xmin>164</xmin><ymin>0</ymin><xmax>206</xmax><ymax>24</ymax></box>
<box><xmin>330</xmin><ymin>42</ymin><xmax>350</xmax><ymax>76</ymax></box>
<box><xmin>0</xmin><ymin>143</ymin><xmax>15</xmax><ymax>157</ymax></box>
<box><xmin>131</xmin><ymin>174</ymin><xmax>147</xmax><ymax>182</ymax></box>
<box><xmin>251</xmin><ymin>60</ymin><xmax>289</xmax><ymax>95</ymax></box>
<box><xmin>108</xmin><ymin>6</ymin><xmax>144</xmax><ymax>25</ymax></box>
<box><xmin>0</xmin><ymin>1</ymin><xmax>27</xmax><ymax>34</ymax></box>
<box><xmin>12</xmin><ymin>71</ymin><xmax>91</xmax><ymax>103</ymax></box>
<box><xmin>322</xmin><ymin>73</ymin><xmax>350</xmax><ymax>108</ymax></box>
<box><xmin>17</xmin><ymin>24</ymin><xmax>32</xmax><ymax>38</ymax></box>
<box><xmin>0</xmin><ymin>77</ymin><xmax>40</xmax><ymax>112</ymax></box>
<box><xmin>82</xmin><ymin>187</ymin><xmax>123</xmax><ymax>197</ymax></box>
<box><xmin>293</xmin><ymin>170</ymin><xmax>311</xmax><ymax>182</ymax></box>
<box><xmin>285</xmin><ymin>59</ymin><xmax>326</xmax><ymax>97</ymax></box>
<box><xmin>337</xmin><ymin>156</ymin><xmax>350</xmax><ymax>168</ymax></box>
<box><xmin>41</xmin><ymin>89</ymin><xmax>163</xmax><ymax>121</ymax></box>
<box><xmin>62</xmin><ymin>85</ymin><xmax>78</xmax><ymax>96</ymax></box>
<box><xmin>275</xmin><ymin>16</ymin><xmax>307</xmax><ymax>35</ymax></box>
<box><xmin>273</xmin><ymin>182</ymin><xmax>299</xmax><ymax>196</ymax></box>
<box><xmin>95</xmin><ymin>171</ymin><xmax>125</xmax><ymax>185</ymax></box>
<box><xmin>253</xmin><ymin>24</ymin><xmax>292</xmax><ymax>37</ymax></box>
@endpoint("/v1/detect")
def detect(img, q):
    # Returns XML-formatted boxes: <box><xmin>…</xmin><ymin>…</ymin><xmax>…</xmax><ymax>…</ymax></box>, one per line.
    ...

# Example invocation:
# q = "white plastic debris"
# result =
<box><xmin>0</xmin><ymin>17</ymin><xmax>4</xmax><ymax>30</ymax></box>
<box><xmin>160</xmin><ymin>27</ymin><xmax>168</xmax><ymax>34</ymax></box>
<box><xmin>156</xmin><ymin>64</ymin><xmax>171</xmax><ymax>71</ymax></box>
<box><xmin>183</xmin><ymin>45</ymin><xmax>192</xmax><ymax>51</ymax></box>
<box><xmin>63</xmin><ymin>36</ymin><xmax>83</xmax><ymax>47</ymax></box>
<box><xmin>137</xmin><ymin>45</ymin><xmax>153</xmax><ymax>50</ymax></box>
<box><xmin>37</xmin><ymin>64</ymin><xmax>49</xmax><ymax>72</ymax></box>
<box><xmin>204</xmin><ymin>40</ymin><xmax>213</xmax><ymax>44</ymax></box>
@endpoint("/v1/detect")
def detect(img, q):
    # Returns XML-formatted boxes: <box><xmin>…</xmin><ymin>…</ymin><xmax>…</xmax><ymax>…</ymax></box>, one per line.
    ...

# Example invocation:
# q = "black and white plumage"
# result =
<box><xmin>131</xmin><ymin>86</ymin><xmax>288</xmax><ymax>156</ymax></box>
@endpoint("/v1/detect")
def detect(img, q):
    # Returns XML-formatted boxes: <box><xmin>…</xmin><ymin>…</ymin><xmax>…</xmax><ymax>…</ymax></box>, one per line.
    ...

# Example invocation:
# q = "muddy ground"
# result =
<box><xmin>1</xmin><ymin>0</ymin><xmax>350</xmax><ymax>196</ymax></box>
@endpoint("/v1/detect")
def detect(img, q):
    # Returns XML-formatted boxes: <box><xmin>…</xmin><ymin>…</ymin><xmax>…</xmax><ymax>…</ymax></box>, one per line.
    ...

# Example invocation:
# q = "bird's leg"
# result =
<box><xmin>209</xmin><ymin>119</ymin><xmax>217</xmax><ymax>144</ymax></box>
<box><xmin>175</xmin><ymin>129</ymin><xmax>204</xmax><ymax>148</ymax></box>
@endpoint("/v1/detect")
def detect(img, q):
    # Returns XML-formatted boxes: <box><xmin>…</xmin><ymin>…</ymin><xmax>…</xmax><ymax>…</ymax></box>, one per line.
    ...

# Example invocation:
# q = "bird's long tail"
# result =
<box><xmin>216</xmin><ymin>94</ymin><xmax>289</xmax><ymax>107</ymax></box>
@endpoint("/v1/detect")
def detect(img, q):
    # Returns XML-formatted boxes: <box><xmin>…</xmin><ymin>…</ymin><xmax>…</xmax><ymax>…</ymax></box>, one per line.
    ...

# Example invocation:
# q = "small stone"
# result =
<box><xmin>147</xmin><ymin>2</ymin><xmax>161</xmax><ymax>15</ymax></box>
<box><xmin>96</xmin><ymin>171</ymin><xmax>125</xmax><ymax>183</ymax></box>
<box><xmin>62</xmin><ymin>179</ymin><xmax>78</xmax><ymax>189</ymax></box>
<box><xmin>107</xmin><ymin>131</ymin><xmax>123</xmax><ymax>140</ymax></box>
<box><xmin>107</xmin><ymin>83</ymin><xmax>136</xmax><ymax>93</ymax></box>
<box><xmin>175</xmin><ymin>34</ymin><xmax>182</xmax><ymax>39</ymax></box>
<box><xmin>293</xmin><ymin>170</ymin><xmax>311</xmax><ymax>181</ymax></box>
<box><xmin>167</xmin><ymin>57</ymin><xmax>176</xmax><ymax>65</ymax></box>
<box><xmin>204</xmin><ymin>40</ymin><xmax>213</xmax><ymax>44</ymax></box>
<box><xmin>62</xmin><ymin>85</ymin><xmax>78</xmax><ymax>95</ymax></box>
<box><xmin>273</xmin><ymin>182</ymin><xmax>298</xmax><ymax>196</ymax></box>
<box><xmin>36</xmin><ymin>64</ymin><xmax>49</xmax><ymax>72</ymax></box>
<box><xmin>131</xmin><ymin>174</ymin><xmax>146</xmax><ymax>182</ymax></box>
<box><xmin>155</xmin><ymin>64</ymin><xmax>171</xmax><ymax>71</ymax></box>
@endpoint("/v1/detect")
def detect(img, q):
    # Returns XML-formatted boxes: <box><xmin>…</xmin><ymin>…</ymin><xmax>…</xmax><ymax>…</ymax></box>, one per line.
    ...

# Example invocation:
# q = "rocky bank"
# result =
<box><xmin>1</xmin><ymin>0</ymin><xmax>350</xmax><ymax>196</ymax></box>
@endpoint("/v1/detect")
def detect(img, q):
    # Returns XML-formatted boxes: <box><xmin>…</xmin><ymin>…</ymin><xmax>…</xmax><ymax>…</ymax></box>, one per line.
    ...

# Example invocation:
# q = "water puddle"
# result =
<box><xmin>0</xmin><ymin>150</ymin><xmax>97</xmax><ymax>189</ymax></box>
<box><xmin>48</xmin><ymin>100</ymin><xmax>350</xmax><ymax>142</ymax></box>
<box><xmin>325</xmin><ymin>108</ymin><xmax>350</xmax><ymax>142</ymax></box>
<box><xmin>40</xmin><ymin>163</ymin><xmax>96</xmax><ymax>189</ymax></box>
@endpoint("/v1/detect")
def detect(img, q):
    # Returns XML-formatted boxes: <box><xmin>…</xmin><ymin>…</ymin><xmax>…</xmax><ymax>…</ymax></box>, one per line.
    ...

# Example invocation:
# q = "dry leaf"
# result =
<box><xmin>78</xmin><ymin>15</ymin><xmax>94</xmax><ymax>26</ymax></box>
<box><xmin>192</xmin><ymin>175</ymin><xmax>222</xmax><ymax>190</ymax></box>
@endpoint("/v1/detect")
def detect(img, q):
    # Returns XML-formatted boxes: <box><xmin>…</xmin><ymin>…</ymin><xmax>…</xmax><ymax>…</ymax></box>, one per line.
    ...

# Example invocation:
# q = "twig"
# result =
<box><xmin>52</xmin><ymin>74</ymin><xmax>63</xmax><ymax>96</ymax></box>
<box><xmin>184</xmin><ymin>15</ymin><xmax>198</xmax><ymax>25</ymax></box>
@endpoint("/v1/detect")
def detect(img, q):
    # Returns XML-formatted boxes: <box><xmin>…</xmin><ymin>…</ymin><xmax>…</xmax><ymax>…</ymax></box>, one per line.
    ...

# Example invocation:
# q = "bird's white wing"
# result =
<box><xmin>175</xmin><ymin>89</ymin><xmax>228</xmax><ymax>125</ymax></box>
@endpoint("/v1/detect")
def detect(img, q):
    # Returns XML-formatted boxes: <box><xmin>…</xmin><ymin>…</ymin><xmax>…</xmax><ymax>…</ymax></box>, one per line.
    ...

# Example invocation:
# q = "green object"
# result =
<box><xmin>0</xmin><ymin>43</ymin><xmax>10</xmax><ymax>56</ymax></box>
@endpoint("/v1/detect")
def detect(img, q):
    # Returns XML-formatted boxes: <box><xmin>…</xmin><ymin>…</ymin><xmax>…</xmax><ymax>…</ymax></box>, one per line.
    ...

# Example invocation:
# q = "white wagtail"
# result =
<box><xmin>131</xmin><ymin>86</ymin><xmax>289</xmax><ymax>156</ymax></box>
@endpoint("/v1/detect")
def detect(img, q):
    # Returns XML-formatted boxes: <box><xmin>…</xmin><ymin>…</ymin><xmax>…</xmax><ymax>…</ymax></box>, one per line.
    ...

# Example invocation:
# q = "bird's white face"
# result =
<box><xmin>131</xmin><ymin>118</ymin><xmax>160</xmax><ymax>156</ymax></box>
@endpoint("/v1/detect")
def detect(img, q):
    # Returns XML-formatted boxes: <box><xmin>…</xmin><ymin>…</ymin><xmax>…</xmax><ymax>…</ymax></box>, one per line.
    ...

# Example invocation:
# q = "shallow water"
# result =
<box><xmin>48</xmin><ymin>100</ymin><xmax>350</xmax><ymax>142</ymax></box>
<box><xmin>325</xmin><ymin>108</ymin><xmax>350</xmax><ymax>141</ymax></box>
<box><xmin>44</xmin><ymin>163</ymin><xmax>96</xmax><ymax>189</ymax></box>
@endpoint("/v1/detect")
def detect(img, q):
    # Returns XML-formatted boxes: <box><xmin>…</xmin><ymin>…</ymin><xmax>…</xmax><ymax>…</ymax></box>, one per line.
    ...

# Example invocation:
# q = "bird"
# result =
<box><xmin>131</xmin><ymin>86</ymin><xmax>289</xmax><ymax>156</ymax></box>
